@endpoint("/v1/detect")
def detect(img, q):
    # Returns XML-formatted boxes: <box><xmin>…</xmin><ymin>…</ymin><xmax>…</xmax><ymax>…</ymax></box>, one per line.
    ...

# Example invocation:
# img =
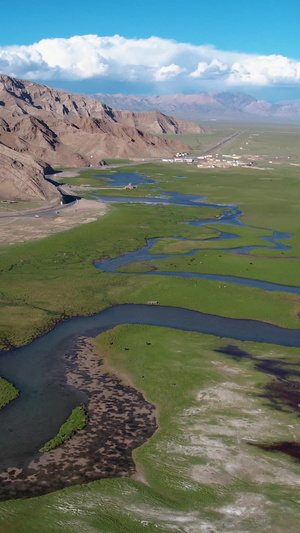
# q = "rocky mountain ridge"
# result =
<box><xmin>93</xmin><ymin>91</ymin><xmax>300</xmax><ymax>121</ymax></box>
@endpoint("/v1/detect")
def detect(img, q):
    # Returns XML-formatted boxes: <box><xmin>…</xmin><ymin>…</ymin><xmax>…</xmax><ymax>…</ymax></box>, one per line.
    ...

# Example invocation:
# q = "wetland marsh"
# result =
<box><xmin>1</xmin><ymin>126</ymin><xmax>300</xmax><ymax>531</ymax></box>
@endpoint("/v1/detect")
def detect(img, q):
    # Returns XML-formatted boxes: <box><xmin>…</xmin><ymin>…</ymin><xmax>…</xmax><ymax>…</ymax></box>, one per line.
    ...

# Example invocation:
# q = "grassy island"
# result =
<box><xmin>0</xmin><ymin>377</ymin><xmax>19</xmax><ymax>409</ymax></box>
<box><xmin>40</xmin><ymin>406</ymin><xmax>88</xmax><ymax>452</ymax></box>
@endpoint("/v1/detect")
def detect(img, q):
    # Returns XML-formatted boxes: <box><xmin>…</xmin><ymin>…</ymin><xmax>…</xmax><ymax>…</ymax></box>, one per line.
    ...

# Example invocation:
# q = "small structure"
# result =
<box><xmin>175</xmin><ymin>152</ymin><xmax>188</xmax><ymax>157</ymax></box>
<box><xmin>174</xmin><ymin>157</ymin><xmax>195</xmax><ymax>163</ymax></box>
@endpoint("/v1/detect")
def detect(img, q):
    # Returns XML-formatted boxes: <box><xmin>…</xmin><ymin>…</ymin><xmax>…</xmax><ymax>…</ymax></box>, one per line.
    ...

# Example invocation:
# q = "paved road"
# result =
<box><xmin>0</xmin><ymin>197</ymin><xmax>77</xmax><ymax>219</ymax></box>
<box><xmin>62</xmin><ymin>131</ymin><xmax>241</xmax><ymax>173</ymax></box>
<box><xmin>198</xmin><ymin>131</ymin><xmax>241</xmax><ymax>156</ymax></box>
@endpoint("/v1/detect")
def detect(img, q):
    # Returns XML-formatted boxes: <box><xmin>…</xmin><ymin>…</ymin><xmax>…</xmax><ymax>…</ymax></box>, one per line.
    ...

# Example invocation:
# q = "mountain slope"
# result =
<box><xmin>0</xmin><ymin>74</ymin><xmax>204</xmax><ymax>166</ymax></box>
<box><xmin>93</xmin><ymin>91</ymin><xmax>300</xmax><ymax>121</ymax></box>
<box><xmin>0</xmin><ymin>74</ymin><xmax>208</xmax><ymax>201</ymax></box>
<box><xmin>0</xmin><ymin>143</ymin><xmax>60</xmax><ymax>201</ymax></box>
<box><xmin>0</xmin><ymin>74</ymin><xmax>205</xmax><ymax>133</ymax></box>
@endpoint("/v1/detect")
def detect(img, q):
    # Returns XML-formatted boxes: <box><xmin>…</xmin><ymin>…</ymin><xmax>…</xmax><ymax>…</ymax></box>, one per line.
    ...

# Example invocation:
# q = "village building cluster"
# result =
<box><xmin>196</xmin><ymin>154</ymin><xmax>255</xmax><ymax>168</ymax></box>
<box><xmin>162</xmin><ymin>153</ymin><xmax>256</xmax><ymax>168</ymax></box>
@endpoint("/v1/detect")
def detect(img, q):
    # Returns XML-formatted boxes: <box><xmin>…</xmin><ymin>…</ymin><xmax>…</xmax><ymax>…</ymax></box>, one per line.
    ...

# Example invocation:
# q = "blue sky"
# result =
<box><xmin>1</xmin><ymin>0</ymin><xmax>300</xmax><ymax>100</ymax></box>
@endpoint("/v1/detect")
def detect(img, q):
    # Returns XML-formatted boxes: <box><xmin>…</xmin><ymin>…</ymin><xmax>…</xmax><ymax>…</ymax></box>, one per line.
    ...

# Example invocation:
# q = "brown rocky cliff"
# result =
<box><xmin>113</xmin><ymin>110</ymin><xmax>206</xmax><ymax>134</ymax></box>
<box><xmin>0</xmin><ymin>143</ymin><xmax>60</xmax><ymax>201</ymax></box>
<box><xmin>0</xmin><ymin>74</ymin><xmax>206</xmax><ymax>200</ymax></box>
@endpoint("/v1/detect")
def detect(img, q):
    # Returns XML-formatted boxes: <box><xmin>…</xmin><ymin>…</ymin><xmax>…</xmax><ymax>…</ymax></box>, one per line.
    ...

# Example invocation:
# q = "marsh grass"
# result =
<box><xmin>0</xmin><ymin>377</ymin><xmax>19</xmax><ymax>409</ymax></box>
<box><xmin>39</xmin><ymin>406</ymin><xmax>88</xmax><ymax>452</ymax></box>
<box><xmin>149</xmin><ymin>225</ymin><xmax>275</xmax><ymax>255</ymax></box>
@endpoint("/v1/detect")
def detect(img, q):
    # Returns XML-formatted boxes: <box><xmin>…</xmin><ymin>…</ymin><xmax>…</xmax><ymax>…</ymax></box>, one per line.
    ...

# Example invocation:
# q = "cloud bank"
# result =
<box><xmin>1</xmin><ymin>34</ymin><xmax>300</xmax><ymax>92</ymax></box>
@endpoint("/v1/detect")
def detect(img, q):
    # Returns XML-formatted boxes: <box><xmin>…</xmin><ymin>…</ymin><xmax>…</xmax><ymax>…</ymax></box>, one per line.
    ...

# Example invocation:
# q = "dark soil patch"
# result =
<box><xmin>249</xmin><ymin>441</ymin><xmax>300</xmax><ymax>462</ymax></box>
<box><xmin>217</xmin><ymin>343</ymin><xmax>300</xmax><ymax>461</ymax></box>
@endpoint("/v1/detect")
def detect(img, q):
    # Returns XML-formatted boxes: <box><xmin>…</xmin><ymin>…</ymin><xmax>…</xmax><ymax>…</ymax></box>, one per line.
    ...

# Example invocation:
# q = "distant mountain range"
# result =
<box><xmin>92</xmin><ymin>92</ymin><xmax>300</xmax><ymax>122</ymax></box>
<box><xmin>0</xmin><ymin>74</ymin><xmax>205</xmax><ymax>201</ymax></box>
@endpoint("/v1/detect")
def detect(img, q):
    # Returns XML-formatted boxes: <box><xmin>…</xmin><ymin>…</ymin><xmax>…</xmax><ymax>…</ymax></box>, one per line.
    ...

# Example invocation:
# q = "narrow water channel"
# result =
<box><xmin>94</xmin><ymin>181</ymin><xmax>293</xmax><ymax>293</ymax></box>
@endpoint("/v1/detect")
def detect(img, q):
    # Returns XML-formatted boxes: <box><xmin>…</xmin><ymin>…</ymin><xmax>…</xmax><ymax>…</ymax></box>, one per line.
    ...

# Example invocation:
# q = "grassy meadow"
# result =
<box><xmin>1</xmin><ymin>194</ymin><xmax>300</xmax><ymax>349</ymax></box>
<box><xmin>1</xmin><ymin>124</ymin><xmax>300</xmax><ymax>530</ymax></box>
<box><xmin>160</xmin><ymin>124</ymin><xmax>237</xmax><ymax>154</ymax></box>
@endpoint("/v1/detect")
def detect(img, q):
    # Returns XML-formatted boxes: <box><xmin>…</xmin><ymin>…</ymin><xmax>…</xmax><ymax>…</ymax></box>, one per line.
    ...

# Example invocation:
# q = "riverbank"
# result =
<box><xmin>0</xmin><ymin>336</ymin><xmax>156</xmax><ymax>501</ymax></box>
<box><xmin>1</xmin><ymin>326</ymin><xmax>300</xmax><ymax>531</ymax></box>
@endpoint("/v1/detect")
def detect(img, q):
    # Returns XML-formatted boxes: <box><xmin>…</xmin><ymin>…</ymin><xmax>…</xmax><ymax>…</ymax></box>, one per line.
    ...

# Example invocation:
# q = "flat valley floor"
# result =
<box><xmin>1</xmin><ymin>125</ymin><xmax>300</xmax><ymax>532</ymax></box>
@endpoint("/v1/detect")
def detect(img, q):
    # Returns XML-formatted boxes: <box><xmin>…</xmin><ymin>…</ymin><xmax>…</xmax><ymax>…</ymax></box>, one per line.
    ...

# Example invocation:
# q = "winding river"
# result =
<box><xmin>1</xmin><ymin>172</ymin><xmax>300</xmax><ymax>493</ymax></box>
<box><xmin>94</xmin><ymin>182</ymin><xmax>297</xmax><ymax>294</ymax></box>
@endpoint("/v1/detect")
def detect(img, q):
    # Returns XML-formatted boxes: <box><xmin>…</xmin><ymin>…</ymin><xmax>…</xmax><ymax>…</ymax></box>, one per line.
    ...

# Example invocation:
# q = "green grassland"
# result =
<box><xmin>40</xmin><ymin>406</ymin><xmax>88</xmax><ymax>452</ymax></box>
<box><xmin>2</xmin><ymin>159</ymin><xmax>300</xmax><ymax>348</ymax></box>
<box><xmin>1</xmin><ymin>127</ymin><xmax>300</xmax><ymax>530</ymax></box>
<box><xmin>226</xmin><ymin>124</ymin><xmax>300</xmax><ymax>161</ymax></box>
<box><xmin>0</xmin><ymin>377</ymin><xmax>19</xmax><ymax>409</ymax></box>
<box><xmin>1</xmin><ymin>326</ymin><xmax>300</xmax><ymax>531</ymax></box>
<box><xmin>72</xmin><ymin>159</ymin><xmax>299</xmax><ymax>226</ymax></box>
<box><xmin>60</xmin><ymin>158</ymin><xmax>300</xmax><ymax>284</ymax></box>
<box><xmin>2</xmin><ymin>195</ymin><xmax>300</xmax><ymax>350</ymax></box>
<box><xmin>163</xmin><ymin>123</ymin><xmax>300</xmax><ymax>167</ymax></box>
<box><xmin>145</xmin><ymin>249</ymin><xmax>300</xmax><ymax>287</ymax></box>
<box><xmin>149</xmin><ymin>225</ymin><xmax>275</xmax><ymax>254</ymax></box>
<box><xmin>159</xmin><ymin>126</ymin><xmax>236</xmax><ymax>154</ymax></box>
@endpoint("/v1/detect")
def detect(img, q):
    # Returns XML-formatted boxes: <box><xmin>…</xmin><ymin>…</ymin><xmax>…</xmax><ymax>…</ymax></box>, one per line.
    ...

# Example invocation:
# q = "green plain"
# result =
<box><xmin>1</xmin><ymin>125</ymin><xmax>300</xmax><ymax>531</ymax></box>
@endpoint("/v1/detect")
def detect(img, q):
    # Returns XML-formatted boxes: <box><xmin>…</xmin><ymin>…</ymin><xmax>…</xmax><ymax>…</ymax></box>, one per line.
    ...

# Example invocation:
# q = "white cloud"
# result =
<box><xmin>189</xmin><ymin>59</ymin><xmax>229</xmax><ymax>79</ymax></box>
<box><xmin>154</xmin><ymin>64</ymin><xmax>184</xmax><ymax>81</ymax></box>
<box><xmin>0</xmin><ymin>46</ymin><xmax>57</xmax><ymax>79</ymax></box>
<box><xmin>228</xmin><ymin>55</ymin><xmax>300</xmax><ymax>86</ymax></box>
<box><xmin>1</xmin><ymin>34</ymin><xmax>300</xmax><ymax>90</ymax></box>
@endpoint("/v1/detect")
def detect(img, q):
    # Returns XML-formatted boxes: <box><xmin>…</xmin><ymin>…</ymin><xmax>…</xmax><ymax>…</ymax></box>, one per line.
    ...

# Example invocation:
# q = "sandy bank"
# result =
<box><xmin>0</xmin><ymin>199</ymin><xmax>108</xmax><ymax>245</ymax></box>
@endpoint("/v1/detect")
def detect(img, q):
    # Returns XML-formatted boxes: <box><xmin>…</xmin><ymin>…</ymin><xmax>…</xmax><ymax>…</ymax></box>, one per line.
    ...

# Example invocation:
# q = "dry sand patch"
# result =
<box><xmin>0</xmin><ymin>199</ymin><xmax>108</xmax><ymax>245</ymax></box>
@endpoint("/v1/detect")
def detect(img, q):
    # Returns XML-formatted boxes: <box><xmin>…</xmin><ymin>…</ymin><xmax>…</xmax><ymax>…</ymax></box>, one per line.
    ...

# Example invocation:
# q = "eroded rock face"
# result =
<box><xmin>0</xmin><ymin>74</ymin><xmax>204</xmax><ymax>132</ymax></box>
<box><xmin>0</xmin><ymin>74</ymin><xmax>204</xmax><ymax>164</ymax></box>
<box><xmin>111</xmin><ymin>109</ymin><xmax>206</xmax><ymax>135</ymax></box>
<box><xmin>0</xmin><ymin>143</ymin><xmax>60</xmax><ymax>201</ymax></box>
